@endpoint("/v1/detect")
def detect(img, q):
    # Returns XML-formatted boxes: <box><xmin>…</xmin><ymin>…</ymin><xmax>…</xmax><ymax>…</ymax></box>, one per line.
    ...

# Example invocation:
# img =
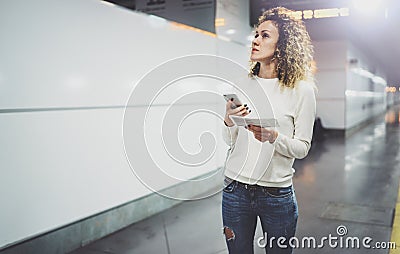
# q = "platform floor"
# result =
<box><xmin>70</xmin><ymin>104</ymin><xmax>400</xmax><ymax>254</ymax></box>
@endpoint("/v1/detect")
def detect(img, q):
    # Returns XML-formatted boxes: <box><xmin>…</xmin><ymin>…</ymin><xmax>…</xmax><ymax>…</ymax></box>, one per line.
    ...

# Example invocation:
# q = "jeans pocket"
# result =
<box><xmin>264</xmin><ymin>187</ymin><xmax>292</xmax><ymax>198</ymax></box>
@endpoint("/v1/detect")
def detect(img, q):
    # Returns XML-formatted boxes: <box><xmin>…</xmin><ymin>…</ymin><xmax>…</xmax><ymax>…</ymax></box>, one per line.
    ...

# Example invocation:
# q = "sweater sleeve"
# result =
<box><xmin>222</xmin><ymin>124</ymin><xmax>239</xmax><ymax>147</ymax></box>
<box><xmin>274</xmin><ymin>83</ymin><xmax>316</xmax><ymax>159</ymax></box>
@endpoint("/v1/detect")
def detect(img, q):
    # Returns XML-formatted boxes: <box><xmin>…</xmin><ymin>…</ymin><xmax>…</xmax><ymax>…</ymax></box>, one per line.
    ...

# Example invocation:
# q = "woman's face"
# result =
<box><xmin>251</xmin><ymin>20</ymin><xmax>279</xmax><ymax>63</ymax></box>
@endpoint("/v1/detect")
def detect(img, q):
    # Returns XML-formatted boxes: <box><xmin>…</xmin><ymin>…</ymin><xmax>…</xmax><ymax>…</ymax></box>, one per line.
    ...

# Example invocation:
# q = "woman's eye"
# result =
<box><xmin>262</xmin><ymin>33</ymin><xmax>269</xmax><ymax>38</ymax></box>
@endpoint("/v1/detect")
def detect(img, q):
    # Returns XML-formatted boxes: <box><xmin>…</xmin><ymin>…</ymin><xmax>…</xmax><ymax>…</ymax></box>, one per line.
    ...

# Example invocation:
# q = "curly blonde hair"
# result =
<box><xmin>250</xmin><ymin>7</ymin><xmax>314</xmax><ymax>88</ymax></box>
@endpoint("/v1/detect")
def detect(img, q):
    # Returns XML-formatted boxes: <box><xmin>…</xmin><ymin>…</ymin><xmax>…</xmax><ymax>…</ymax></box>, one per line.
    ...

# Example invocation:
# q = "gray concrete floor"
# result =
<box><xmin>69</xmin><ymin>104</ymin><xmax>400</xmax><ymax>254</ymax></box>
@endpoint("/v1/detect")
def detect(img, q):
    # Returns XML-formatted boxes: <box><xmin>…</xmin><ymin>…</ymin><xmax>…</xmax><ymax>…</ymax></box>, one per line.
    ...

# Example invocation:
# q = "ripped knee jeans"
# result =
<box><xmin>222</xmin><ymin>180</ymin><xmax>298</xmax><ymax>254</ymax></box>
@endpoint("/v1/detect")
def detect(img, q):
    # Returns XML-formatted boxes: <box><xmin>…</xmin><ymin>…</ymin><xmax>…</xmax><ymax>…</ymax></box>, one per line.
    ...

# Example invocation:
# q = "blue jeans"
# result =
<box><xmin>222</xmin><ymin>180</ymin><xmax>298</xmax><ymax>254</ymax></box>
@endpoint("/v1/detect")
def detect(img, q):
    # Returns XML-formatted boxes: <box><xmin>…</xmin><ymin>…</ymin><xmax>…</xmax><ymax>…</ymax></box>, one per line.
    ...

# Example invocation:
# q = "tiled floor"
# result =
<box><xmin>70</xmin><ymin>104</ymin><xmax>400</xmax><ymax>254</ymax></box>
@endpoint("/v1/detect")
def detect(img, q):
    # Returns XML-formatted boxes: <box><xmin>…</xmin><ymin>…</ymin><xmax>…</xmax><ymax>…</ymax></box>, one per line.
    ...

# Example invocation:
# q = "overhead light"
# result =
<box><xmin>314</xmin><ymin>8</ymin><xmax>340</xmax><ymax>19</ymax></box>
<box><xmin>350</xmin><ymin>67</ymin><xmax>387</xmax><ymax>86</ymax></box>
<box><xmin>386</xmin><ymin>87</ymin><xmax>397</xmax><ymax>93</ymax></box>
<box><xmin>290</xmin><ymin>11</ymin><xmax>303</xmax><ymax>20</ymax></box>
<box><xmin>352</xmin><ymin>0</ymin><xmax>382</xmax><ymax>15</ymax></box>
<box><xmin>303</xmin><ymin>10</ymin><xmax>313</xmax><ymax>19</ymax></box>
<box><xmin>372</xmin><ymin>76</ymin><xmax>387</xmax><ymax>86</ymax></box>
<box><xmin>313</xmin><ymin>8</ymin><xmax>350</xmax><ymax>19</ymax></box>
<box><xmin>283</xmin><ymin>7</ymin><xmax>350</xmax><ymax>21</ymax></box>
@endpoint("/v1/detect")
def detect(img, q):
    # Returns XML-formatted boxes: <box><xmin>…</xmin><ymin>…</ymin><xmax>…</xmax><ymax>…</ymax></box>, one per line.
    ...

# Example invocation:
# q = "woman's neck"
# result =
<box><xmin>258</xmin><ymin>61</ymin><xmax>278</xmax><ymax>79</ymax></box>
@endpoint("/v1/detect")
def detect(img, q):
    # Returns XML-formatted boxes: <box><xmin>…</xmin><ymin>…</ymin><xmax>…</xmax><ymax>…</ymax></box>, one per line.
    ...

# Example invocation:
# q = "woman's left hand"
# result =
<box><xmin>247</xmin><ymin>125</ymin><xmax>278</xmax><ymax>143</ymax></box>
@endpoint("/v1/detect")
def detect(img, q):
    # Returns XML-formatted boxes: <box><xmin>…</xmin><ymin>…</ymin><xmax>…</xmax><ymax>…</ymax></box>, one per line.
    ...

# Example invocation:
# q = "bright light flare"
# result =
<box><xmin>352</xmin><ymin>0</ymin><xmax>383</xmax><ymax>15</ymax></box>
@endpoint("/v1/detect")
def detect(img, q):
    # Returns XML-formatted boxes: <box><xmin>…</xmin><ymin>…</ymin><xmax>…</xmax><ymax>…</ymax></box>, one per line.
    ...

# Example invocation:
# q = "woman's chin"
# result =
<box><xmin>250</xmin><ymin>54</ymin><xmax>264</xmax><ymax>62</ymax></box>
<box><xmin>250</xmin><ymin>56</ymin><xmax>258</xmax><ymax>62</ymax></box>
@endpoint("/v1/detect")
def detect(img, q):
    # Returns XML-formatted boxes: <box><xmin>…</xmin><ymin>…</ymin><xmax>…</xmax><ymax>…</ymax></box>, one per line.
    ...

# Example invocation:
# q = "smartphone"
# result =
<box><xmin>223</xmin><ymin>94</ymin><xmax>242</xmax><ymax>109</ymax></box>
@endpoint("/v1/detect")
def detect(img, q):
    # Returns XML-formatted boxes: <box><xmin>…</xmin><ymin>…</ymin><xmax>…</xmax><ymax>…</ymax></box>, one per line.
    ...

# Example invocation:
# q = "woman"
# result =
<box><xmin>222</xmin><ymin>7</ymin><xmax>316</xmax><ymax>254</ymax></box>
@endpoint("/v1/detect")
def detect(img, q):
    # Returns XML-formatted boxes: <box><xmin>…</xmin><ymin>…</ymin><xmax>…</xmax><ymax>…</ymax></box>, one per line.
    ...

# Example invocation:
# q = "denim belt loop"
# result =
<box><xmin>241</xmin><ymin>182</ymin><xmax>259</xmax><ymax>190</ymax></box>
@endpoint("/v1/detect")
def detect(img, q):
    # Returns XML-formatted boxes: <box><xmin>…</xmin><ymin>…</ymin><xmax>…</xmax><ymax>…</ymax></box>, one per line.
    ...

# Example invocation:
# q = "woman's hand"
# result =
<box><xmin>247</xmin><ymin>125</ymin><xmax>278</xmax><ymax>143</ymax></box>
<box><xmin>224</xmin><ymin>99</ymin><xmax>250</xmax><ymax>127</ymax></box>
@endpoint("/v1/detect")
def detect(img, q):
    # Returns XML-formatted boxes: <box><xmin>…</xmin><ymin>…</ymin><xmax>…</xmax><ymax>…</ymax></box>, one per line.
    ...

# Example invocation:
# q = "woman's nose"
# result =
<box><xmin>252</xmin><ymin>38</ymin><xmax>259</xmax><ymax>46</ymax></box>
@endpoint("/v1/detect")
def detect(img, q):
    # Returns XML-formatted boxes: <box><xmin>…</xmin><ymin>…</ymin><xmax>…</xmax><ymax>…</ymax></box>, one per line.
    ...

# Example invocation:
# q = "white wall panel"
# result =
<box><xmin>0</xmin><ymin>0</ymin><xmax>236</xmax><ymax>248</ymax></box>
<box><xmin>0</xmin><ymin>0</ymin><xmax>217</xmax><ymax>109</ymax></box>
<box><xmin>0</xmin><ymin>105</ymin><xmax>228</xmax><ymax>248</ymax></box>
<box><xmin>0</xmin><ymin>108</ymin><xmax>143</xmax><ymax>246</ymax></box>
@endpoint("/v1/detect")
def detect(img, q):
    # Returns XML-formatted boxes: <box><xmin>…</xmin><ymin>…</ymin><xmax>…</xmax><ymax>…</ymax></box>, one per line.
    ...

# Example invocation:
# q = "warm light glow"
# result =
<box><xmin>215</xmin><ymin>18</ymin><xmax>225</xmax><ymax>27</ymax></box>
<box><xmin>385</xmin><ymin>87</ymin><xmax>397</xmax><ymax>93</ymax></box>
<box><xmin>287</xmin><ymin>7</ymin><xmax>350</xmax><ymax>21</ymax></box>
<box><xmin>313</xmin><ymin>8</ymin><xmax>350</xmax><ymax>18</ymax></box>
<box><xmin>385</xmin><ymin>111</ymin><xmax>396</xmax><ymax>123</ymax></box>
<box><xmin>170</xmin><ymin>22</ymin><xmax>216</xmax><ymax>37</ymax></box>
<box><xmin>310</xmin><ymin>60</ymin><xmax>318</xmax><ymax>75</ymax></box>
<box><xmin>314</xmin><ymin>8</ymin><xmax>339</xmax><ymax>19</ymax></box>
<box><xmin>303</xmin><ymin>10</ymin><xmax>313</xmax><ymax>19</ymax></box>
<box><xmin>290</xmin><ymin>11</ymin><xmax>303</xmax><ymax>20</ymax></box>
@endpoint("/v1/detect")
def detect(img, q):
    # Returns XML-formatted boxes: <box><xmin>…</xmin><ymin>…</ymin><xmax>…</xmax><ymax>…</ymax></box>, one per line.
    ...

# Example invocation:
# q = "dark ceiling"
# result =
<box><xmin>250</xmin><ymin>0</ymin><xmax>400</xmax><ymax>87</ymax></box>
<box><xmin>106</xmin><ymin>0</ymin><xmax>399</xmax><ymax>86</ymax></box>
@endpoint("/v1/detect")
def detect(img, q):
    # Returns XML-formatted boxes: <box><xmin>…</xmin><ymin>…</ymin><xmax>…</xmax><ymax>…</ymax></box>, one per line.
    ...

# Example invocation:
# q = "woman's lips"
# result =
<box><xmin>252</xmin><ymin>48</ymin><xmax>259</xmax><ymax>52</ymax></box>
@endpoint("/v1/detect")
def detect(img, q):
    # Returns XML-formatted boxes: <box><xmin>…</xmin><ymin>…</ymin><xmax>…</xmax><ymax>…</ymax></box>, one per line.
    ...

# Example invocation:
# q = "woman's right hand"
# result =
<box><xmin>224</xmin><ymin>99</ymin><xmax>250</xmax><ymax>127</ymax></box>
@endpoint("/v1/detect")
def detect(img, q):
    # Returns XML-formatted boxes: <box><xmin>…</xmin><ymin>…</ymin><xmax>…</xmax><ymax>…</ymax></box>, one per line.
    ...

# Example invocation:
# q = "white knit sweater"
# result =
<box><xmin>223</xmin><ymin>77</ymin><xmax>316</xmax><ymax>187</ymax></box>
